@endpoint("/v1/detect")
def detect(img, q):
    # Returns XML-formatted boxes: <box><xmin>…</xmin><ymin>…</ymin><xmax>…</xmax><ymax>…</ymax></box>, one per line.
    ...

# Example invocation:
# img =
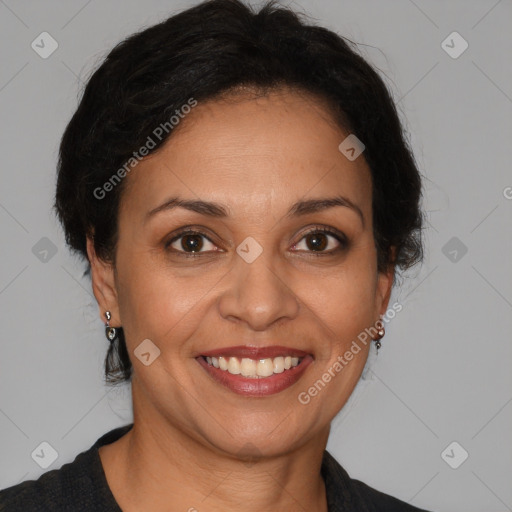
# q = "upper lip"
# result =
<box><xmin>198</xmin><ymin>345</ymin><xmax>310</xmax><ymax>359</ymax></box>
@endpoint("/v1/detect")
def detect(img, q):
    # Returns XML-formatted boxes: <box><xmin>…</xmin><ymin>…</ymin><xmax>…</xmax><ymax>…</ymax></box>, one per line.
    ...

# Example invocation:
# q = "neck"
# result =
<box><xmin>99</xmin><ymin>390</ymin><xmax>330</xmax><ymax>512</ymax></box>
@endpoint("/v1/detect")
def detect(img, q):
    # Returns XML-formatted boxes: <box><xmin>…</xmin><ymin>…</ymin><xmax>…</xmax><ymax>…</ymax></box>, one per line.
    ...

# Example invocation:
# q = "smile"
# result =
<box><xmin>205</xmin><ymin>355</ymin><xmax>302</xmax><ymax>378</ymax></box>
<box><xmin>196</xmin><ymin>345</ymin><xmax>313</xmax><ymax>396</ymax></box>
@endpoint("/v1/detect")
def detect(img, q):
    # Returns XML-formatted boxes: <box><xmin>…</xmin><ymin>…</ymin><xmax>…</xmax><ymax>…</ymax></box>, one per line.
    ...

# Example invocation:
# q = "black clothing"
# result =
<box><xmin>0</xmin><ymin>424</ymin><xmax>432</xmax><ymax>511</ymax></box>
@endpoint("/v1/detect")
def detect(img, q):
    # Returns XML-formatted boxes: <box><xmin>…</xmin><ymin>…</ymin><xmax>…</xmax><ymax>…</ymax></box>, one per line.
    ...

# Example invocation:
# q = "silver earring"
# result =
<box><xmin>373</xmin><ymin>320</ymin><xmax>385</xmax><ymax>350</ymax></box>
<box><xmin>105</xmin><ymin>311</ymin><xmax>117</xmax><ymax>343</ymax></box>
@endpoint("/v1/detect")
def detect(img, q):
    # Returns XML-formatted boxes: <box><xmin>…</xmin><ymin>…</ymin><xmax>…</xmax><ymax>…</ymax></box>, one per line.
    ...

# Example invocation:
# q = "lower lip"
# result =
<box><xmin>196</xmin><ymin>355</ymin><xmax>313</xmax><ymax>397</ymax></box>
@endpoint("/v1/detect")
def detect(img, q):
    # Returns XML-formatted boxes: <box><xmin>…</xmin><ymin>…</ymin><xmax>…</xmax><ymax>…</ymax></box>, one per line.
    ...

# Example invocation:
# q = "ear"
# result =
<box><xmin>86</xmin><ymin>236</ymin><xmax>120</xmax><ymax>326</ymax></box>
<box><xmin>375</xmin><ymin>247</ymin><xmax>396</xmax><ymax>318</ymax></box>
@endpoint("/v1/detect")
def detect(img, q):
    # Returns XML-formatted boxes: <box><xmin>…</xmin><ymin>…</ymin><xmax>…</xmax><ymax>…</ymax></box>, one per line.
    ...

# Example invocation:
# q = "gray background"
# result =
<box><xmin>0</xmin><ymin>1</ymin><xmax>511</xmax><ymax>510</ymax></box>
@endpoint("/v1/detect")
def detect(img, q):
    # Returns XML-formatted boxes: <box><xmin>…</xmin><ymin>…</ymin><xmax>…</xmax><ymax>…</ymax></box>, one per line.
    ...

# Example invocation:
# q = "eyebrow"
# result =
<box><xmin>145</xmin><ymin>195</ymin><xmax>364</xmax><ymax>226</ymax></box>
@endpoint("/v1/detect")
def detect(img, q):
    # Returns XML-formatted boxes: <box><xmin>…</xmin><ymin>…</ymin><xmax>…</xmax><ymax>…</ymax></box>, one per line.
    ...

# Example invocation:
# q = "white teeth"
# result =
<box><xmin>205</xmin><ymin>355</ymin><xmax>302</xmax><ymax>378</ymax></box>
<box><xmin>273</xmin><ymin>356</ymin><xmax>284</xmax><ymax>374</ymax></box>
<box><xmin>257</xmin><ymin>358</ymin><xmax>274</xmax><ymax>377</ymax></box>
<box><xmin>228</xmin><ymin>357</ymin><xmax>241</xmax><ymax>374</ymax></box>
<box><xmin>240</xmin><ymin>358</ymin><xmax>257</xmax><ymax>377</ymax></box>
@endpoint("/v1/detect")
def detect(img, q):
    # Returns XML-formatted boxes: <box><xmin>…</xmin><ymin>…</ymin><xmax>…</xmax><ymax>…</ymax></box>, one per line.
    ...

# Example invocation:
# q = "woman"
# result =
<box><xmin>0</xmin><ymin>0</ymin><xmax>431</xmax><ymax>510</ymax></box>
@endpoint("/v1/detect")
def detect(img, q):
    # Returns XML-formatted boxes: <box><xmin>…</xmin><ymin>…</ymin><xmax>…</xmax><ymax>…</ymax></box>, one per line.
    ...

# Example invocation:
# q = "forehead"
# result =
<box><xmin>120</xmin><ymin>89</ymin><xmax>372</xmax><ymax>221</ymax></box>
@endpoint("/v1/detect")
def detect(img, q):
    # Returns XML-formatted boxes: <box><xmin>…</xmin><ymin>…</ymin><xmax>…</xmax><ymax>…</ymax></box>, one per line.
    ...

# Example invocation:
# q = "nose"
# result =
<box><xmin>217</xmin><ymin>248</ymin><xmax>300</xmax><ymax>331</ymax></box>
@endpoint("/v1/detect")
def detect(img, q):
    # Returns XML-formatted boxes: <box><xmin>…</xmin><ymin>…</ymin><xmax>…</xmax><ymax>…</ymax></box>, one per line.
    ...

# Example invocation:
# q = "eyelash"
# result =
<box><xmin>164</xmin><ymin>226</ymin><xmax>348</xmax><ymax>259</ymax></box>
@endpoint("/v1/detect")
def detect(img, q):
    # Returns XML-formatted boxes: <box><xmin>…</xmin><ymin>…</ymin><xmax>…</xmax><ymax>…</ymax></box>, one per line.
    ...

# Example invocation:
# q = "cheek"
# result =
<box><xmin>304</xmin><ymin>257</ymin><xmax>377</xmax><ymax>325</ymax></box>
<box><xmin>114</xmin><ymin>248</ymin><xmax>216</xmax><ymax>353</ymax></box>
<box><xmin>298</xmin><ymin>256</ymin><xmax>378</xmax><ymax>373</ymax></box>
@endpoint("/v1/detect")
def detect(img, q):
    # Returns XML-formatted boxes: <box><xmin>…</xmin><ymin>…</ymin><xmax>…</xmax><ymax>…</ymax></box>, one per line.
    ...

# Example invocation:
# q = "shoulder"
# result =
<box><xmin>322</xmin><ymin>450</ymin><xmax>434</xmax><ymax>512</ymax></box>
<box><xmin>0</xmin><ymin>425</ymin><xmax>131</xmax><ymax>512</ymax></box>
<box><xmin>351</xmin><ymin>478</ymin><xmax>433</xmax><ymax>512</ymax></box>
<box><xmin>0</xmin><ymin>450</ymin><xmax>96</xmax><ymax>511</ymax></box>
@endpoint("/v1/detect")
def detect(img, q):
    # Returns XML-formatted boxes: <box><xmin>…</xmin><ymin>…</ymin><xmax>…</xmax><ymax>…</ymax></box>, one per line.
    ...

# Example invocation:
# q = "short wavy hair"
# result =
<box><xmin>54</xmin><ymin>0</ymin><xmax>423</xmax><ymax>384</ymax></box>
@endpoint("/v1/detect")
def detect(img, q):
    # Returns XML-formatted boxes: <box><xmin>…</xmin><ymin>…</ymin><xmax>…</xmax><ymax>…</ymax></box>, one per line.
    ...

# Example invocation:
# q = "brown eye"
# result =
<box><xmin>304</xmin><ymin>232</ymin><xmax>328</xmax><ymax>251</ymax></box>
<box><xmin>166</xmin><ymin>230</ymin><xmax>217</xmax><ymax>255</ymax></box>
<box><xmin>179</xmin><ymin>233</ymin><xmax>204</xmax><ymax>252</ymax></box>
<box><xmin>292</xmin><ymin>227</ymin><xmax>348</xmax><ymax>255</ymax></box>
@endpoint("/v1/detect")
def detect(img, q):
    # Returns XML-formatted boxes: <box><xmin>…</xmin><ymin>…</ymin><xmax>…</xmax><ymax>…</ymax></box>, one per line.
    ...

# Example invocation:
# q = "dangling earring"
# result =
<box><xmin>373</xmin><ymin>319</ymin><xmax>385</xmax><ymax>350</ymax></box>
<box><xmin>105</xmin><ymin>311</ymin><xmax>117</xmax><ymax>343</ymax></box>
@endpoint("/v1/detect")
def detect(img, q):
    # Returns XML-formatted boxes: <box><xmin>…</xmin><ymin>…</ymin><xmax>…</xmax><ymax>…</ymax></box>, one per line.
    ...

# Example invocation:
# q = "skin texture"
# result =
<box><xmin>88</xmin><ymin>88</ymin><xmax>394</xmax><ymax>512</ymax></box>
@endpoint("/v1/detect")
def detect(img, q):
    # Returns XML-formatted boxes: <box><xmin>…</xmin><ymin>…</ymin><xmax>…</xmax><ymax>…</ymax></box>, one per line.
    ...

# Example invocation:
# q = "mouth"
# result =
<box><xmin>196</xmin><ymin>345</ymin><xmax>314</xmax><ymax>397</ymax></box>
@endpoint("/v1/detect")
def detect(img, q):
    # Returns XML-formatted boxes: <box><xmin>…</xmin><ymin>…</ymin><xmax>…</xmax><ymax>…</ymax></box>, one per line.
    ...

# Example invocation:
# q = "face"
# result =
<box><xmin>88</xmin><ymin>88</ymin><xmax>393</xmax><ymax>458</ymax></box>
